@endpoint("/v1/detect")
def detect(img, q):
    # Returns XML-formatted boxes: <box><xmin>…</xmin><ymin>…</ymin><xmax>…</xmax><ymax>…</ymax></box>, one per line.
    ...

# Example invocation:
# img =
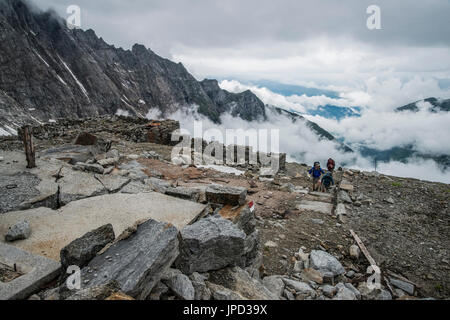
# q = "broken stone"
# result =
<box><xmin>97</xmin><ymin>158</ymin><xmax>118</xmax><ymax>168</ymax></box>
<box><xmin>175</xmin><ymin>215</ymin><xmax>246</xmax><ymax>274</ymax></box>
<box><xmin>264</xmin><ymin>240</ymin><xmax>278</xmax><ymax>248</ymax></box>
<box><xmin>209</xmin><ymin>267</ymin><xmax>278</xmax><ymax>300</ymax></box>
<box><xmin>205</xmin><ymin>184</ymin><xmax>247</xmax><ymax>206</ymax></box>
<box><xmin>73</xmin><ymin>162</ymin><xmax>104</xmax><ymax>174</ymax></box>
<box><xmin>106</xmin><ymin>149</ymin><xmax>120</xmax><ymax>159</ymax></box>
<box><xmin>161</xmin><ymin>270</ymin><xmax>195</xmax><ymax>300</ymax></box>
<box><xmin>322</xmin><ymin>284</ymin><xmax>337</xmax><ymax>298</ymax></box>
<box><xmin>300</xmin><ymin>268</ymin><xmax>324</xmax><ymax>284</ymax></box>
<box><xmin>66</xmin><ymin>282</ymin><xmax>119</xmax><ymax>300</ymax></box>
<box><xmin>333</xmin><ymin>283</ymin><xmax>358</xmax><ymax>300</ymax></box>
<box><xmin>309</xmin><ymin>250</ymin><xmax>345</xmax><ymax>277</ymax></box>
<box><xmin>338</xmin><ymin>190</ymin><xmax>352</xmax><ymax>204</ymax></box>
<box><xmin>282</xmin><ymin>278</ymin><xmax>315</xmax><ymax>298</ymax></box>
<box><xmin>389</xmin><ymin>277</ymin><xmax>415</xmax><ymax>296</ymax></box>
<box><xmin>357</xmin><ymin>282</ymin><xmax>393</xmax><ymax>300</ymax></box>
<box><xmin>5</xmin><ymin>220</ymin><xmax>31</xmax><ymax>242</ymax></box>
<box><xmin>148</xmin><ymin>282</ymin><xmax>170</xmax><ymax>300</ymax></box>
<box><xmin>189</xmin><ymin>272</ymin><xmax>211</xmax><ymax>300</ymax></box>
<box><xmin>165</xmin><ymin>187</ymin><xmax>200</xmax><ymax>202</ymax></box>
<box><xmin>66</xmin><ymin>219</ymin><xmax>179</xmax><ymax>300</ymax></box>
<box><xmin>344</xmin><ymin>283</ymin><xmax>361</xmax><ymax>300</ymax></box>
<box><xmin>284</xmin><ymin>289</ymin><xmax>295</xmax><ymax>300</ymax></box>
<box><xmin>385</xmin><ymin>197</ymin><xmax>395</xmax><ymax>204</ymax></box>
<box><xmin>340</xmin><ymin>183</ymin><xmax>354</xmax><ymax>193</ymax></box>
<box><xmin>60</xmin><ymin>224</ymin><xmax>115</xmax><ymax>270</ymax></box>
<box><xmin>336</xmin><ymin>203</ymin><xmax>347</xmax><ymax>216</ymax></box>
<box><xmin>205</xmin><ymin>282</ymin><xmax>246</xmax><ymax>300</ymax></box>
<box><xmin>145</xmin><ymin>177</ymin><xmax>171</xmax><ymax>193</ymax></box>
<box><xmin>293</xmin><ymin>260</ymin><xmax>304</xmax><ymax>273</ymax></box>
<box><xmin>349</xmin><ymin>245</ymin><xmax>361</xmax><ymax>260</ymax></box>
<box><xmin>262</xmin><ymin>275</ymin><xmax>285</xmax><ymax>299</ymax></box>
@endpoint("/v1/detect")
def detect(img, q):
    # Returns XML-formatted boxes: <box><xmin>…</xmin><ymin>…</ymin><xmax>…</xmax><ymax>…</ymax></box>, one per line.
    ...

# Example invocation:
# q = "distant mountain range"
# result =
<box><xmin>396</xmin><ymin>97</ymin><xmax>450</xmax><ymax>113</ymax></box>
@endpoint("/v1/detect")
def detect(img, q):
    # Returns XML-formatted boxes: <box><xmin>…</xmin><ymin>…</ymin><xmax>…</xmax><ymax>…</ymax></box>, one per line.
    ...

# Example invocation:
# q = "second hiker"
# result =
<box><xmin>309</xmin><ymin>162</ymin><xmax>325</xmax><ymax>192</ymax></box>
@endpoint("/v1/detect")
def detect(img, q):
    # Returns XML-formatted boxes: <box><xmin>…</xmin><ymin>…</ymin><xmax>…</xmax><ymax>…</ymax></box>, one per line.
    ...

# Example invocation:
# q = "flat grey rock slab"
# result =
<box><xmin>0</xmin><ymin>193</ymin><xmax>206</xmax><ymax>261</ymax></box>
<box><xmin>58</xmin><ymin>167</ymin><xmax>107</xmax><ymax>206</ymax></box>
<box><xmin>0</xmin><ymin>243</ymin><xmax>61</xmax><ymax>300</ymax></box>
<box><xmin>0</xmin><ymin>152</ymin><xmax>62</xmax><ymax>213</ymax></box>
<box><xmin>297</xmin><ymin>200</ymin><xmax>333</xmax><ymax>215</ymax></box>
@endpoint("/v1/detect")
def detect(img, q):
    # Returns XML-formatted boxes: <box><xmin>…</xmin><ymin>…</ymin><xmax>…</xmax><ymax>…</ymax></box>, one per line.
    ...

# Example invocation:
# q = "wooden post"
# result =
<box><xmin>21</xmin><ymin>125</ymin><xmax>36</xmax><ymax>169</ymax></box>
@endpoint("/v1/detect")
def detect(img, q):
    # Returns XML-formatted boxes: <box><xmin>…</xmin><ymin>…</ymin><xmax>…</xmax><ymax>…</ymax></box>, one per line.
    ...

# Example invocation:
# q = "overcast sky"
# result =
<box><xmin>35</xmin><ymin>0</ymin><xmax>450</xmax><ymax>109</ymax></box>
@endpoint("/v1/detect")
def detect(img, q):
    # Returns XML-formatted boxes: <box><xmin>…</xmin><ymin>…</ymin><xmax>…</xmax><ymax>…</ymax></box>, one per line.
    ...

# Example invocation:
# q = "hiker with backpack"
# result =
<box><xmin>309</xmin><ymin>162</ymin><xmax>325</xmax><ymax>192</ymax></box>
<box><xmin>320</xmin><ymin>158</ymin><xmax>336</xmax><ymax>191</ymax></box>
<box><xmin>327</xmin><ymin>158</ymin><xmax>336</xmax><ymax>173</ymax></box>
<box><xmin>321</xmin><ymin>172</ymin><xmax>335</xmax><ymax>191</ymax></box>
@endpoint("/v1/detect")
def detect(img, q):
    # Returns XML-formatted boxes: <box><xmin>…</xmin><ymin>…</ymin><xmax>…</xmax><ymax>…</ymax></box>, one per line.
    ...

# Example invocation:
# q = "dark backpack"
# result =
<box><xmin>322</xmin><ymin>173</ymin><xmax>334</xmax><ymax>188</ymax></box>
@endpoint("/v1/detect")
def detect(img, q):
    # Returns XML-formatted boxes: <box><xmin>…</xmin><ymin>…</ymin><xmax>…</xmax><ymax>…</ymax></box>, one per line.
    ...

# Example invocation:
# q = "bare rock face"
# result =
<box><xmin>60</xmin><ymin>224</ymin><xmax>115</xmax><ymax>270</ymax></box>
<box><xmin>175</xmin><ymin>215</ymin><xmax>247</xmax><ymax>274</ymax></box>
<box><xmin>62</xmin><ymin>219</ymin><xmax>179</xmax><ymax>300</ymax></box>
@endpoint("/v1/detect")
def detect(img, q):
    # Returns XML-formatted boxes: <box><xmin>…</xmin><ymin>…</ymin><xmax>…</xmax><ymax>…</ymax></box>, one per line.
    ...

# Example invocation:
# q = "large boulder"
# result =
<box><xmin>60</xmin><ymin>224</ymin><xmax>115</xmax><ymax>270</ymax></box>
<box><xmin>205</xmin><ymin>185</ymin><xmax>247</xmax><ymax>206</ymax></box>
<box><xmin>63</xmin><ymin>219</ymin><xmax>179</xmax><ymax>300</ymax></box>
<box><xmin>208</xmin><ymin>267</ymin><xmax>278</xmax><ymax>300</ymax></box>
<box><xmin>175</xmin><ymin>215</ymin><xmax>247</xmax><ymax>274</ymax></box>
<box><xmin>309</xmin><ymin>250</ymin><xmax>345</xmax><ymax>278</ymax></box>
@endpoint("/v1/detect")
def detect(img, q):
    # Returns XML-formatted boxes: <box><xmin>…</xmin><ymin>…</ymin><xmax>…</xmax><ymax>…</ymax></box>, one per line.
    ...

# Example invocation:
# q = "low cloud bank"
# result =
<box><xmin>146</xmin><ymin>104</ymin><xmax>450</xmax><ymax>184</ymax></box>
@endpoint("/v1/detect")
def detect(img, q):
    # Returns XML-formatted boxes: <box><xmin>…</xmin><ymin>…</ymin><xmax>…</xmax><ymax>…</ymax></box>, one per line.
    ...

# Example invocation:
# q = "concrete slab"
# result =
<box><xmin>0</xmin><ymin>193</ymin><xmax>207</xmax><ymax>261</ymax></box>
<box><xmin>0</xmin><ymin>243</ymin><xmax>61</xmax><ymax>300</ymax></box>
<box><xmin>297</xmin><ymin>200</ymin><xmax>333</xmax><ymax>215</ymax></box>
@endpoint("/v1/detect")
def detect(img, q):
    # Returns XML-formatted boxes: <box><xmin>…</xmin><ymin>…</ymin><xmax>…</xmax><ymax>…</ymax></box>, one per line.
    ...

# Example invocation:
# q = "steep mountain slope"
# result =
<box><xmin>0</xmin><ymin>0</ymin><xmax>343</xmax><ymax>150</ymax></box>
<box><xmin>0</xmin><ymin>0</ymin><xmax>266</xmax><ymax>127</ymax></box>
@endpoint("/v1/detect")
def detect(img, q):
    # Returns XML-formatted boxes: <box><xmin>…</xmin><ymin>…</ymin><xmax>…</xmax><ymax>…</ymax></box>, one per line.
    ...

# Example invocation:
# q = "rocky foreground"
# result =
<box><xmin>0</xmin><ymin>117</ymin><xmax>449</xmax><ymax>300</ymax></box>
